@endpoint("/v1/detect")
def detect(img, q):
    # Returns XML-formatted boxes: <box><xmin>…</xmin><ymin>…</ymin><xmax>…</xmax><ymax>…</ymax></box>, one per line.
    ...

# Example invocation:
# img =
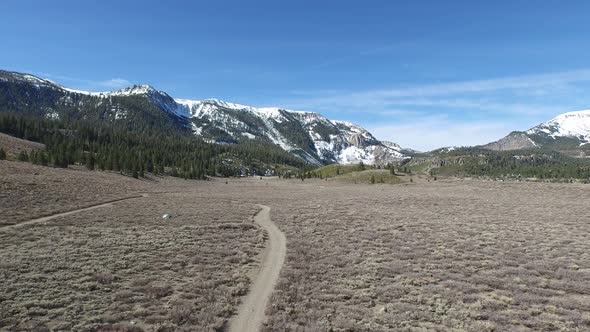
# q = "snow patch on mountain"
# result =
<box><xmin>338</xmin><ymin>146</ymin><xmax>376</xmax><ymax>164</ymax></box>
<box><xmin>527</xmin><ymin>110</ymin><xmax>590</xmax><ymax>144</ymax></box>
<box><xmin>0</xmin><ymin>70</ymin><xmax>408</xmax><ymax>165</ymax></box>
<box><xmin>173</xmin><ymin>98</ymin><xmax>407</xmax><ymax>165</ymax></box>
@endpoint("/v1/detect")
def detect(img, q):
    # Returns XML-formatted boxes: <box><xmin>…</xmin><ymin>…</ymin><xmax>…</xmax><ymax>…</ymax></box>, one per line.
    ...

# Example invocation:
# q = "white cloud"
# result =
<box><xmin>98</xmin><ymin>78</ymin><xmax>131</xmax><ymax>88</ymax></box>
<box><xmin>353</xmin><ymin>68</ymin><xmax>590</xmax><ymax>99</ymax></box>
<box><xmin>378</xmin><ymin>98</ymin><xmax>569</xmax><ymax>115</ymax></box>
<box><xmin>274</xmin><ymin>68</ymin><xmax>590</xmax><ymax>150</ymax></box>
<box><xmin>33</xmin><ymin>72</ymin><xmax>131</xmax><ymax>91</ymax></box>
<box><xmin>279</xmin><ymin>68</ymin><xmax>590</xmax><ymax>117</ymax></box>
<box><xmin>367</xmin><ymin>117</ymin><xmax>522</xmax><ymax>152</ymax></box>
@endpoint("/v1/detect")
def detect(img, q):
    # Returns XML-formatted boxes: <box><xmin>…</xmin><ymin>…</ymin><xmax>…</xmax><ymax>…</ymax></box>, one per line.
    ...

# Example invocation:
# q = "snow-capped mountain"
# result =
<box><xmin>0</xmin><ymin>70</ymin><xmax>407</xmax><ymax>165</ymax></box>
<box><xmin>526</xmin><ymin>110</ymin><xmax>590</xmax><ymax>144</ymax></box>
<box><xmin>483</xmin><ymin>110</ymin><xmax>590</xmax><ymax>152</ymax></box>
<box><xmin>174</xmin><ymin>98</ymin><xmax>407</xmax><ymax>165</ymax></box>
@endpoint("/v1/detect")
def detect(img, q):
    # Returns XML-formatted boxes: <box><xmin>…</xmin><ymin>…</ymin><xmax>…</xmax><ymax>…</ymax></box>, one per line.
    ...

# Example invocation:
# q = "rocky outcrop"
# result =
<box><xmin>482</xmin><ymin>132</ymin><xmax>538</xmax><ymax>151</ymax></box>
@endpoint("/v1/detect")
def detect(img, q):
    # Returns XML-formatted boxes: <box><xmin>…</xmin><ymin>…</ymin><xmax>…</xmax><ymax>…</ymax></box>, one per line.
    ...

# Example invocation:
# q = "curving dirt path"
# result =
<box><xmin>228</xmin><ymin>204</ymin><xmax>286</xmax><ymax>332</ymax></box>
<box><xmin>1</xmin><ymin>194</ymin><xmax>147</xmax><ymax>230</ymax></box>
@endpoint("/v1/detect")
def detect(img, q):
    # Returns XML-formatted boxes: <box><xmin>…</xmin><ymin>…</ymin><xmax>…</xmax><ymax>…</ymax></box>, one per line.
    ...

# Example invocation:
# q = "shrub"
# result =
<box><xmin>94</xmin><ymin>271</ymin><xmax>115</xmax><ymax>285</ymax></box>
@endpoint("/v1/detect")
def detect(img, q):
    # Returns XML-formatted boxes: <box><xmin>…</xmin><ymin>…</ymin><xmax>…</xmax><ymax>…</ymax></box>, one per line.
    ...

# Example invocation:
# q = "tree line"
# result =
<box><xmin>0</xmin><ymin>112</ymin><xmax>306</xmax><ymax>179</ymax></box>
<box><xmin>431</xmin><ymin>147</ymin><xmax>590</xmax><ymax>181</ymax></box>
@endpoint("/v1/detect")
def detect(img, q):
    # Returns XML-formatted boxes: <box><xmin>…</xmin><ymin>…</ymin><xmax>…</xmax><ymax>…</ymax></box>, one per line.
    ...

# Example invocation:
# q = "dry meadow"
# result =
<box><xmin>1</xmin><ymin>160</ymin><xmax>589</xmax><ymax>331</ymax></box>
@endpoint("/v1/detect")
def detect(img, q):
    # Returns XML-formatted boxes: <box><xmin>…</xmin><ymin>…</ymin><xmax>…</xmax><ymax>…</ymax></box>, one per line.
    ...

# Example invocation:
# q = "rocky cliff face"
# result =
<box><xmin>177</xmin><ymin>100</ymin><xmax>408</xmax><ymax>165</ymax></box>
<box><xmin>482</xmin><ymin>132</ymin><xmax>538</xmax><ymax>151</ymax></box>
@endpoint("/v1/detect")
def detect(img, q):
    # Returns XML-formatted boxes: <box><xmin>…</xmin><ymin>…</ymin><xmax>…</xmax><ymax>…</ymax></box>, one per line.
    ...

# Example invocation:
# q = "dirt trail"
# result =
<box><xmin>228</xmin><ymin>204</ymin><xmax>286</xmax><ymax>332</ymax></box>
<box><xmin>2</xmin><ymin>194</ymin><xmax>147</xmax><ymax>230</ymax></box>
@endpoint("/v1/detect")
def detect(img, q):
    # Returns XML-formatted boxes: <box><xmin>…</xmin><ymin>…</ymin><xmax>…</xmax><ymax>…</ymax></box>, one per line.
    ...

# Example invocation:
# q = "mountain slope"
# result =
<box><xmin>482</xmin><ymin>110</ymin><xmax>590</xmax><ymax>154</ymax></box>
<box><xmin>175</xmin><ymin>99</ymin><xmax>407</xmax><ymax>165</ymax></box>
<box><xmin>0</xmin><ymin>70</ymin><xmax>407</xmax><ymax>166</ymax></box>
<box><xmin>0</xmin><ymin>70</ymin><xmax>191</xmax><ymax>134</ymax></box>
<box><xmin>526</xmin><ymin>110</ymin><xmax>590</xmax><ymax>145</ymax></box>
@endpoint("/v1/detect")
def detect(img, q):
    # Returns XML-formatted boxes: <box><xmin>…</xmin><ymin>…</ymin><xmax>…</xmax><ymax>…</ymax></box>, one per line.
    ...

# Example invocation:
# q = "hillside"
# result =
<box><xmin>0</xmin><ymin>70</ymin><xmax>407</xmax><ymax>166</ymax></box>
<box><xmin>0</xmin><ymin>133</ymin><xmax>44</xmax><ymax>158</ymax></box>
<box><xmin>482</xmin><ymin>110</ymin><xmax>590</xmax><ymax>157</ymax></box>
<box><xmin>405</xmin><ymin>146</ymin><xmax>590</xmax><ymax>182</ymax></box>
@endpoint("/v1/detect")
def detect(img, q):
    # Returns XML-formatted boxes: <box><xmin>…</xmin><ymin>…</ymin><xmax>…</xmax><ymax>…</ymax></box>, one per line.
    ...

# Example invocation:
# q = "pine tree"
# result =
<box><xmin>39</xmin><ymin>151</ymin><xmax>48</xmax><ymax>166</ymax></box>
<box><xmin>86</xmin><ymin>152</ymin><xmax>95</xmax><ymax>170</ymax></box>
<box><xmin>17</xmin><ymin>150</ymin><xmax>29</xmax><ymax>162</ymax></box>
<box><xmin>359</xmin><ymin>161</ymin><xmax>365</xmax><ymax>171</ymax></box>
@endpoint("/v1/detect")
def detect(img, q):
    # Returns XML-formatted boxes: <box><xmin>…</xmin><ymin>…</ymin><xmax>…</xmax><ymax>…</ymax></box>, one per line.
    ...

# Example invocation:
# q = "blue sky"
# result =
<box><xmin>3</xmin><ymin>0</ymin><xmax>590</xmax><ymax>150</ymax></box>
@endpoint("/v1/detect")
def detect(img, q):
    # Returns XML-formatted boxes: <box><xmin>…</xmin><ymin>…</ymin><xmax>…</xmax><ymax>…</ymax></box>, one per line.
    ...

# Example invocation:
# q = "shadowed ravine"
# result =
<box><xmin>228</xmin><ymin>205</ymin><xmax>287</xmax><ymax>332</ymax></box>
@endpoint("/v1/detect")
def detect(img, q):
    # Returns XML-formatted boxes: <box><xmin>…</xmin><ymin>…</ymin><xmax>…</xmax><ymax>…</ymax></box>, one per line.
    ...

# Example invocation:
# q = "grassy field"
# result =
<box><xmin>0</xmin><ymin>160</ymin><xmax>156</xmax><ymax>226</ymax></box>
<box><xmin>0</xmin><ymin>133</ymin><xmax>44</xmax><ymax>159</ymax></box>
<box><xmin>1</xmin><ymin>161</ymin><xmax>589</xmax><ymax>331</ymax></box>
<box><xmin>258</xmin><ymin>179</ymin><xmax>590</xmax><ymax>331</ymax></box>
<box><xmin>0</xmin><ymin>162</ymin><xmax>262</xmax><ymax>331</ymax></box>
<box><xmin>330</xmin><ymin>169</ymin><xmax>402</xmax><ymax>184</ymax></box>
<box><xmin>312</xmin><ymin>164</ymin><xmax>370</xmax><ymax>178</ymax></box>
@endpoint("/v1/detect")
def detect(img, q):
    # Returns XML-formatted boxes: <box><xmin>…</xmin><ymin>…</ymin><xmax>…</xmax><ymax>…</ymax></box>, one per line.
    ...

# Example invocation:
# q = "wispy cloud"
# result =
<box><xmin>34</xmin><ymin>72</ymin><xmax>131</xmax><ymax>90</ymax></box>
<box><xmin>273</xmin><ymin>68</ymin><xmax>590</xmax><ymax>150</ymax></box>
<box><xmin>351</xmin><ymin>68</ymin><xmax>590</xmax><ymax>99</ymax></box>
<box><xmin>98</xmin><ymin>78</ymin><xmax>130</xmax><ymax>88</ymax></box>
<box><xmin>367</xmin><ymin>116</ymin><xmax>519</xmax><ymax>152</ymax></box>
<box><xmin>284</xmin><ymin>68</ymin><xmax>590</xmax><ymax>111</ymax></box>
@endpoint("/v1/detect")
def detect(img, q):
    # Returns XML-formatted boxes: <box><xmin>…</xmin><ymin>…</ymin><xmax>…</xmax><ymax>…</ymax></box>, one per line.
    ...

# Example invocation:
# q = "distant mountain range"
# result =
<box><xmin>0</xmin><ymin>70</ymin><xmax>407</xmax><ymax>166</ymax></box>
<box><xmin>2</xmin><ymin>69</ymin><xmax>590</xmax><ymax>167</ymax></box>
<box><xmin>482</xmin><ymin>110</ymin><xmax>590</xmax><ymax>156</ymax></box>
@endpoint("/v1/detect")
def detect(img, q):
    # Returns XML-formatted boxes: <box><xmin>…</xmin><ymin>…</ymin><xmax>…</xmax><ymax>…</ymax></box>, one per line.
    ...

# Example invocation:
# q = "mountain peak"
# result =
<box><xmin>484</xmin><ymin>109</ymin><xmax>590</xmax><ymax>151</ymax></box>
<box><xmin>527</xmin><ymin>110</ymin><xmax>590</xmax><ymax>144</ymax></box>
<box><xmin>111</xmin><ymin>84</ymin><xmax>156</xmax><ymax>96</ymax></box>
<box><xmin>0</xmin><ymin>70</ymin><xmax>56</xmax><ymax>87</ymax></box>
<box><xmin>0</xmin><ymin>69</ymin><xmax>409</xmax><ymax>165</ymax></box>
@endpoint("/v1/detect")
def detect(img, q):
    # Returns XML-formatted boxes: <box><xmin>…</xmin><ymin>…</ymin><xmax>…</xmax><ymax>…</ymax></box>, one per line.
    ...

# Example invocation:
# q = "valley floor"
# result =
<box><xmin>1</xmin><ymin>160</ymin><xmax>589</xmax><ymax>331</ymax></box>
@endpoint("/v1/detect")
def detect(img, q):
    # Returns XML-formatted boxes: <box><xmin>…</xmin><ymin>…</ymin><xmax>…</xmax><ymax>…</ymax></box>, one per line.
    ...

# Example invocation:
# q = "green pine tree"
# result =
<box><xmin>86</xmin><ymin>152</ymin><xmax>95</xmax><ymax>170</ymax></box>
<box><xmin>17</xmin><ymin>150</ymin><xmax>29</xmax><ymax>162</ymax></box>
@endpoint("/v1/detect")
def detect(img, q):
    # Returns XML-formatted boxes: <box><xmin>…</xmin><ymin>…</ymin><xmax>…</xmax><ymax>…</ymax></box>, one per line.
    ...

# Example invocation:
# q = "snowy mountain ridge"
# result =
<box><xmin>173</xmin><ymin>98</ymin><xmax>407</xmax><ymax>165</ymax></box>
<box><xmin>0</xmin><ymin>70</ymin><xmax>408</xmax><ymax>166</ymax></box>
<box><xmin>483</xmin><ymin>110</ymin><xmax>590</xmax><ymax>152</ymax></box>
<box><xmin>526</xmin><ymin>110</ymin><xmax>590</xmax><ymax>145</ymax></box>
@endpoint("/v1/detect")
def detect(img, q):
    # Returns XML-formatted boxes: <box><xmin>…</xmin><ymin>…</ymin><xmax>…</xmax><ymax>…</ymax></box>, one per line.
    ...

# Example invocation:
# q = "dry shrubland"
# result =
<box><xmin>255</xmin><ymin>179</ymin><xmax>590</xmax><ymax>331</ymax></box>
<box><xmin>0</xmin><ymin>160</ymin><xmax>157</xmax><ymax>225</ymax></box>
<box><xmin>1</xmin><ymin>161</ymin><xmax>589</xmax><ymax>331</ymax></box>
<box><xmin>0</xmin><ymin>162</ymin><xmax>263</xmax><ymax>331</ymax></box>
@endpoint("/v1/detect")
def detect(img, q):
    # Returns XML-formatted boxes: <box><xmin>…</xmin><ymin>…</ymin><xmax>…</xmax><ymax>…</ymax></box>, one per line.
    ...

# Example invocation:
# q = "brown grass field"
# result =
<box><xmin>1</xmin><ymin>160</ymin><xmax>590</xmax><ymax>331</ymax></box>
<box><xmin>0</xmin><ymin>133</ymin><xmax>45</xmax><ymax>158</ymax></box>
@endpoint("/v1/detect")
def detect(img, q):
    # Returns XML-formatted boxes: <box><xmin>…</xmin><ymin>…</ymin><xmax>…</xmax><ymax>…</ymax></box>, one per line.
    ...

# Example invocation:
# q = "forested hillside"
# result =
<box><xmin>411</xmin><ymin>147</ymin><xmax>590</xmax><ymax>181</ymax></box>
<box><xmin>0</xmin><ymin>70</ymin><xmax>408</xmax><ymax>166</ymax></box>
<box><xmin>0</xmin><ymin>113</ymin><xmax>305</xmax><ymax>179</ymax></box>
